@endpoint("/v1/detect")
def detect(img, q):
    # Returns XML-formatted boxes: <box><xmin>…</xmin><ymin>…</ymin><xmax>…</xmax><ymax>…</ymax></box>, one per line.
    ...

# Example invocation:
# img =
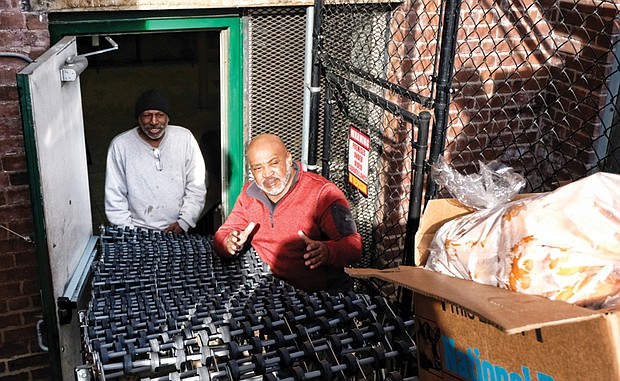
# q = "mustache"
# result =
<box><xmin>140</xmin><ymin>120</ymin><xmax>167</xmax><ymax>129</ymax></box>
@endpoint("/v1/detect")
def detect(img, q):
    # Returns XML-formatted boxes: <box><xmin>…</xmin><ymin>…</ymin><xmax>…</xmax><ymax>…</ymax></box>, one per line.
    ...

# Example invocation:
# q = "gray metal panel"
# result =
<box><xmin>19</xmin><ymin>36</ymin><xmax>92</xmax><ymax>380</ymax></box>
<box><xmin>247</xmin><ymin>7</ymin><xmax>307</xmax><ymax>162</ymax></box>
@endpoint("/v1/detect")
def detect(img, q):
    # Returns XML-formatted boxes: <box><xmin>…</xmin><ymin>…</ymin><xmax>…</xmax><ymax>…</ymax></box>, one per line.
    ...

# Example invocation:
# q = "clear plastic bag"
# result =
<box><xmin>431</xmin><ymin>156</ymin><xmax>526</xmax><ymax>210</ymax></box>
<box><xmin>424</xmin><ymin>204</ymin><xmax>512</xmax><ymax>287</ymax></box>
<box><xmin>424</xmin><ymin>171</ymin><xmax>620</xmax><ymax>310</ymax></box>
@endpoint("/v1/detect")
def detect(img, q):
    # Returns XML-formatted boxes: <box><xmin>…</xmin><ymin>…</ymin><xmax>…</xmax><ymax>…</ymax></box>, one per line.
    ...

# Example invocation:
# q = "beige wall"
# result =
<box><xmin>34</xmin><ymin>0</ymin><xmax>313</xmax><ymax>12</ymax></box>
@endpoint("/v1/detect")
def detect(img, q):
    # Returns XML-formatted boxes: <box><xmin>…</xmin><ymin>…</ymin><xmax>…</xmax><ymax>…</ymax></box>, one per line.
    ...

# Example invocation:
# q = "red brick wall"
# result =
<box><xmin>0</xmin><ymin>1</ymin><xmax>51</xmax><ymax>380</ymax></box>
<box><xmin>446</xmin><ymin>0</ymin><xmax>620</xmax><ymax>191</ymax></box>
<box><xmin>1</xmin><ymin>0</ymin><xmax>618</xmax><ymax>376</ymax></box>
<box><xmin>534</xmin><ymin>0</ymin><xmax>619</xmax><ymax>185</ymax></box>
<box><xmin>379</xmin><ymin>0</ymin><xmax>618</xmax><ymax>267</ymax></box>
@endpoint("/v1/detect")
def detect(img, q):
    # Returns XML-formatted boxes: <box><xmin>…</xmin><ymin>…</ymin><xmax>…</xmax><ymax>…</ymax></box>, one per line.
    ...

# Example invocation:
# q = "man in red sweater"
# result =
<box><xmin>213</xmin><ymin>134</ymin><xmax>362</xmax><ymax>293</ymax></box>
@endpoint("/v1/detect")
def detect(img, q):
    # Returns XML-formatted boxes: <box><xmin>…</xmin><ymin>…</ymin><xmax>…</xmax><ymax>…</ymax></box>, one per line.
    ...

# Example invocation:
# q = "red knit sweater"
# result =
<box><xmin>213</xmin><ymin>165</ymin><xmax>362</xmax><ymax>293</ymax></box>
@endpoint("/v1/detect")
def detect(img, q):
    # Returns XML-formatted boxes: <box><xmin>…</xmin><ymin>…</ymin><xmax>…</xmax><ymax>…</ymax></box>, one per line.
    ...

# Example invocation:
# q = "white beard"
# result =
<box><xmin>259</xmin><ymin>163</ymin><xmax>292</xmax><ymax>196</ymax></box>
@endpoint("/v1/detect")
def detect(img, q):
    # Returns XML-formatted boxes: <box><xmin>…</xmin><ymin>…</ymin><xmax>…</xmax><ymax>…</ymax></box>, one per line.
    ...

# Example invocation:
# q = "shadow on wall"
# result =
<box><xmin>445</xmin><ymin>0</ymin><xmax>616</xmax><ymax>193</ymax></box>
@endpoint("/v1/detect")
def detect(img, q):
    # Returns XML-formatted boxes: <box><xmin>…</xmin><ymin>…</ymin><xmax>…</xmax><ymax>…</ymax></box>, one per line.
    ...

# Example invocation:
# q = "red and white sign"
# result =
<box><xmin>348</xmin><ymin>126</ymin><xmax>370</xmax><ymax>197</ymax></box>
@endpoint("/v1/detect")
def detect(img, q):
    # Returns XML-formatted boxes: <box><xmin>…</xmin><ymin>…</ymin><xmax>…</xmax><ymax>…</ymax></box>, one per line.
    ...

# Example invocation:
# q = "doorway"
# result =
<box><xmin>48</xmin><ymin>13</ymin><xmax>246</xmax><ymax>235</ymax></box>
<box><xmin>78</xmin><ymin>31</ymin><xmax>222</xmax><ymax>234</ymax></box>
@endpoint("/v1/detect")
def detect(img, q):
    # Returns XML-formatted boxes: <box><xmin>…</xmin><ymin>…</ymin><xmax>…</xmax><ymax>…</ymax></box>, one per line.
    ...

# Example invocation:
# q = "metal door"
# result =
<box><xmin>17</xmin><ymin>35</ymin><xmax>94</xmax><ymax>381</ymax></box>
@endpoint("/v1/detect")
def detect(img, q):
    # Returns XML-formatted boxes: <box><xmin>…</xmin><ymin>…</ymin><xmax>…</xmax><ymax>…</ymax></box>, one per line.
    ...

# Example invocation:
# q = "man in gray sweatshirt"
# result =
<box><xmin>105</xmin><ymin>89</ymin><xmax>207</xmax><ymax>233</ymax></box>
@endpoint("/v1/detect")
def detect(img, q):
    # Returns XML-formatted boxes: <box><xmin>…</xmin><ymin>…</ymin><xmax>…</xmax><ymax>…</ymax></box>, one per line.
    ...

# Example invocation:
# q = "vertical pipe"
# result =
<box><xmin>322</xmin><ymin>84</ymin><xmax>334</xmax><ymax>179</ymax></box>
<box><xmin>400</xmin><ymin>111</ymin><xmax>431</xmax><ymax>317</ymax></box>
<box><xmin>307</xmin><ymin>0</ymin><xmax>324</xmax><ymax>173</ymax></box>
<box><xmin>425</xmin><ymin>0</ymin><xmax>462</xmax><ymax>202</ymax></box>
<box><xmin>301</xmin><ymin>6</ymin><xmax>315</xmax><ymax>171</ymax></box>
<box><xmin>404</xmin><ymin>111</ymin><xmax>431</xmax><ymax>266</ymax></box>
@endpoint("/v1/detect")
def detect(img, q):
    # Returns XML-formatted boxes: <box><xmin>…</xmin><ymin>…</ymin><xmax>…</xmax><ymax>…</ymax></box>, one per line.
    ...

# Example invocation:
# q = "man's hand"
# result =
<box><xmin>299</xmin><ymin>230</ymin><xmax>328</xmax><ymax>269</ymax></box>
<box><xmin>165</xmin><ymin>222</ymin><xmax>184</xmax><ymax>233</ymax></box>
<box><xmin>226</xmin><ymin>222</ymin><xmax>256</xmax><ymax>256</ymax></box>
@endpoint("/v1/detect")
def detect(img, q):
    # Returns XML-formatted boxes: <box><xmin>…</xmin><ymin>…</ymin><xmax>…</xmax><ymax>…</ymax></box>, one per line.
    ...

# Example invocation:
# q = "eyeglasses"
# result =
<box><xmin>153</xmin><ymin>148</ymin><xmax>163</xmax><ymax>171</ymax></box>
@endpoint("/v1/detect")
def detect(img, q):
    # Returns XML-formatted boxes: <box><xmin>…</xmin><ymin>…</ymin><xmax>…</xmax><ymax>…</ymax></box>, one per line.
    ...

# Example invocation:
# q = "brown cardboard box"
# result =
<box><xmin>347</xmin><ymin>198</ymin><xmax>620</xmax><ymax>381</ymax></box>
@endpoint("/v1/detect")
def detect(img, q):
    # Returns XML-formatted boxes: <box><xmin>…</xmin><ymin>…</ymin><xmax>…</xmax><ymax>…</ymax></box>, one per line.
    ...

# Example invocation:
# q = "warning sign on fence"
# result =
<box><xmin>348</xmin><ymin>126</ymin><xmax>370</xmax><ymax>197</ymax></box>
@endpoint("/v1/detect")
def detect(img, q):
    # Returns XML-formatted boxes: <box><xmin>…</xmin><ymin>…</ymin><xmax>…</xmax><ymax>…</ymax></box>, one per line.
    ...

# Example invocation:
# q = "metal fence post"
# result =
<box><xmin>425</xmin><ymin>0</ymin><xmax>462</xmax><ymax>202</ymax></box>
<box><xmin>404</xmin><ymin>111</ymin><xmax>431</xmax><ymax>266</ymax></box>
<box><xmin>308</xmin><ymin>0</ymin><xmax>324</xmax><ymax>173</ymax></box>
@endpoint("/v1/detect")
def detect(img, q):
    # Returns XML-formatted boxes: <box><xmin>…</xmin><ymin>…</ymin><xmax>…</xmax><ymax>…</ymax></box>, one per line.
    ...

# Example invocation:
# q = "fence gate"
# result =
<box><xmin>315</xmin><ymin>0</ymin><xmax>450</xmax><ymax>307</ymax></box>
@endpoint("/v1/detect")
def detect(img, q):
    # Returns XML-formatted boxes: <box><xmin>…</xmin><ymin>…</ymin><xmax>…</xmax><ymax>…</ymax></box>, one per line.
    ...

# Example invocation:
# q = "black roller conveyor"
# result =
<box><xmin>81</xmin><ymin>226</ymin><xmax>417</xmax><ymax>380</ymax></box>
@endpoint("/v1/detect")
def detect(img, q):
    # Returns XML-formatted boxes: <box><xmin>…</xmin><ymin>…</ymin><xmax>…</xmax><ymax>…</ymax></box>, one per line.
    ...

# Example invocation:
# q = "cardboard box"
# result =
<box><xmin>347</xmin><ymin>198</ymin><xmax>620</xmax><ymax>381</ymax></box>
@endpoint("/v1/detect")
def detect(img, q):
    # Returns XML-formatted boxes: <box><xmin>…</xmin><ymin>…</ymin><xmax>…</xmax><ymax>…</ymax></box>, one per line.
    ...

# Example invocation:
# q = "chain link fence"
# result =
<box><xmin>447</xmin><ymin>0</ymin><xmax>620</xmax><ymax>192</ymax></box>
<box><xmin>316</xmin><ymin>0</ymin><xmax>620</xmax><ymax>306</ymax></box>
<box><xmin>316</xmin><ymin>0</ymin><xmax>440</xmax><ymax>308</ymax></box>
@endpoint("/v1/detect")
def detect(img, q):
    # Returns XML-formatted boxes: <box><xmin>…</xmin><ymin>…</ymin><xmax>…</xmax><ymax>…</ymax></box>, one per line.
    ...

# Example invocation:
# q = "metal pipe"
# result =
<box><xmin>321</xmin><ymin>85</ymin><xmax>334</xmax><ymax>179</ymax></box>
<box><xmin>307</xmin><ymin>0</ymin><xmax>324</xmax><ymax>173</ymax></box>
<box><xmin>425</xmin><ymin>0</ymin><xmax>463</xmax><ymax>202</ymax></box>
<box><xmin>0</xmin><ymin>52</ymin><xmax>33</xmax><ymax>63</ymax></box>
<box><xmin>322</xmin><ymin>54</ymin><xmax>433</xmax><ymax>108</ymax></box>
<box><xmin>325</xmin><ymin>73</ymin><xmax>420</xmax><ymax>125</ymax></box>
<box><xmin>301</xmin><ymin>6</ymin><xmax>315</xmax><ymax>171</ymax></box>
<box><xmin>36</xmin><ymin>319</ymin><xmax>49</xmax><ymax>352</ymax></box>
<box><xmin>79</xmin><ymin>36</ymin><xmax>118</xmax><ymax>58</ymax></box>
<box><xmin>404</xmin><ymin>111</ymin><xmax>431</xmax><ymax>266</ymax></box>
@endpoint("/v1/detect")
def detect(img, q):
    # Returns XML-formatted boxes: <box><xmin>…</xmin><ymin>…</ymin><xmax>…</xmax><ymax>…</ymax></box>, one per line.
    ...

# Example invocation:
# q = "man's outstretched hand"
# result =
<box><xmin>298</xmin><ymin>230</ymin><xmax>328</xmax><ymax>269</ymax></box>
<box><xmin>226</xmin><ymin>222</ymin><xmax>256</xmax><ymax>256</ymax></box>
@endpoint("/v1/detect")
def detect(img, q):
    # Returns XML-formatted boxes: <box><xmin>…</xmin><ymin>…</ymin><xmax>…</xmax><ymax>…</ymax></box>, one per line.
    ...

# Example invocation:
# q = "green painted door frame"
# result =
<box><xmin>49</xmin><ymin>12</ymin><xmax>245</xmax><ymax>214</ymax></box>
<box><xmin>16</xmin><ymin>69</ymin><xmax>62</xmax><ymax>381</ymax></box>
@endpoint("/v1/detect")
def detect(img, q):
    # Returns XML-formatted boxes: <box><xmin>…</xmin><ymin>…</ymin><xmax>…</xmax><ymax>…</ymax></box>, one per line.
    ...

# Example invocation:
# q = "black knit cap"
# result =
<box><xmin>134</xmin><ymin>89</ymin><xmax>171</xmax><ymax>118</ymax></box>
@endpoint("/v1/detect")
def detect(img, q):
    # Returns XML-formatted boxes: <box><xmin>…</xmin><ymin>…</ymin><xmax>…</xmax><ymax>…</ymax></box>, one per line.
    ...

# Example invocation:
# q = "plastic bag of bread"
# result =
<box><xmin>425</xmin><ymin>171</ymin><xmax>620</xmax><ymax>309</ymax></box>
